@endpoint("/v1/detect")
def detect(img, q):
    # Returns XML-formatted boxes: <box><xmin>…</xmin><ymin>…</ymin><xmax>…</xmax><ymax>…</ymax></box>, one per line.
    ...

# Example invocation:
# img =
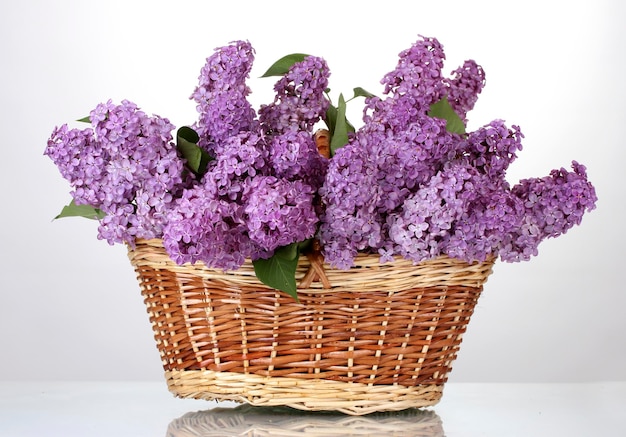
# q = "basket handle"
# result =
<box><xmin>298</xmin><ymin>129</ymin><xmax>332</xmax><ymax>289</ymax></box>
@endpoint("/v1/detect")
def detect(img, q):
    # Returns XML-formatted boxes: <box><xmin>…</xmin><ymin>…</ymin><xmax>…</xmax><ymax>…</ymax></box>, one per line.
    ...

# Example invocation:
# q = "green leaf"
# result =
<box><xmin>252</xmin><ymin>243</ymin><xmax>301</xmax><ymax>301</ymax></box>
<box><xmin>346</xmin><ymin>118</ymin><xmax>356</xmax><ymax>134</ymax></box>
<box><xmin>330</xmin><ymin>93</ymin><xmax>349</xmax><ymax>156</ymax></box>
<box><xmin>76</xmin><ymin>116</ymin><xmax>91</xmax><ymax>123</ymax></box>
<box><xmin>428</xmin><ymin>97</ymin><xmax>466</xmax><ymax>135</ymax></box>
<box><xmin>325</xmin><ymin>94</ymin><xmax>356</xmax><ymax>143</ymax></box>
<box><xmin>260</xmin><ymin>53</ymin><xmax>310</xmax><ymax>77</ymax></box>
<box><xmin>352</xmin><ymin>87</ymin><xmax>375</xmax><ymax>99</ymax></box>
<box><xmin>176</xmin><ymin>126</ymin><xmax>212</xmax><ymax>176</ymax></box>
<box><xmin>325</xmin><ymin>104</ymin><xmax>337</xmax><ymax>135</ymax></box>
<box><xmin>55</xmin><ymin>199</ymin><xmax>105</xmax><ymax>220</ymax></box>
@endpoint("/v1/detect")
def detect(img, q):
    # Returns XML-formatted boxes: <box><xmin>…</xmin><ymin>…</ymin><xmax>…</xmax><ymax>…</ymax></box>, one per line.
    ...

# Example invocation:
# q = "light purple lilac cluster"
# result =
<box><xmin>45</xmin><ymin>100</ymin><xmax>188</xmax><ymax>245</ymax></box>
<box><xmin>319</xmin><ymin>36</ymin><xmax>596</xmax><ymax>269</ymax></box>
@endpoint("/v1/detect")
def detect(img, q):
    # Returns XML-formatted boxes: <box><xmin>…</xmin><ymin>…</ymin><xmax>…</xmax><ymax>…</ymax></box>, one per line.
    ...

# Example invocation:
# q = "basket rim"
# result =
<box><xmin>128</xmin><ymin>238</ymin><xmax>496</xmax><ymax>292</ymax></box>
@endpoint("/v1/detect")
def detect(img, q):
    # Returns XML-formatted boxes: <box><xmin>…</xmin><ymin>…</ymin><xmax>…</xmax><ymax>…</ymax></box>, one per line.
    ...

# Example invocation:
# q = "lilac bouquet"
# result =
<box><xmin>45</xmin><ymin>37</ymin><xmax>597</xmax><ymax>298</ymax></box>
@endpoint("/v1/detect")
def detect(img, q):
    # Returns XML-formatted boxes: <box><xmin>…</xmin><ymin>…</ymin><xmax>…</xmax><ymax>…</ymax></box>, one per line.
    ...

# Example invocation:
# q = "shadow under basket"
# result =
<box><xmin>128</xmin><ymin>239</ymin><xmax>494</xmax><ymax>415</ymax></box>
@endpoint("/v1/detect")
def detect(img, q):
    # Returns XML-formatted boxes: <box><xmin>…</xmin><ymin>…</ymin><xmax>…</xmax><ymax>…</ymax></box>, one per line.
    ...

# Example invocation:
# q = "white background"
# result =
<box><xmin>1</xmin><ymin>0</ymin><xmax>624</xmax><ymax>383</ymax></box>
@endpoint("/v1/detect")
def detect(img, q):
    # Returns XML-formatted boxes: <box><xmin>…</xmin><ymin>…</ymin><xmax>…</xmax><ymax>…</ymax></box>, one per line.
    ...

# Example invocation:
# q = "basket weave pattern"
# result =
<box><xmin>128</xmin><ymin>238</ymin><xmax>494</xmax><ymax>414</ymax></box>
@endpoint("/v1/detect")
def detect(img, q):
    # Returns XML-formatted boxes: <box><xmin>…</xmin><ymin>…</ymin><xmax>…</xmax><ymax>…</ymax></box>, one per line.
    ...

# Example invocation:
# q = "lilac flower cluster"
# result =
<box><xmin>385</xmin><ymin>164</ymin><xmax>476</xmax><ymax>263</ymax></box>
<box><xmin>45</xmin><ymin>100</ymin><xmax>188</xmax><ymax>245</ymax></box>
<box><xmin>162</xmin><ymin>187</ymin><xmax>253</xmax><ymax>270</ymax></box>
<box><xmin>443</xmin><ymin>60</ymin><xmax>486</xmax><ymax>123</ymax></box>
<box><xmin>259</xmin><ymin>55</ymin><xmax>330</xmax><ymax>134</ymax></box>
<box><xmin>505</xmin><ymin>161</ymin><xmax>597</xmax><ymax>262</ymax></box>
<box><xmin>161</xmin><ymin>42</ymin><xmax>330</xmax><ymax>269</ymax></box>
<box><xmin>380</xmin><ymin>36</ymin><xmax>446</xmax><ymax>103</ymax></box>
<box><xmin>364</xmin><ymin>37</ymin><xmax>448</xmax><ymax>134</ymax></box>
<box><xmin>244</xmin><ymin>176</ymin><xmax>318</xmax><ymax>252</ymax></box>
<box><xmin>46</xmin><ymin>37</ymin><xmax>597</xmax><ymax>275</ymax></box>
<box><xmin>191</xmin><ymin>40</ymin><xmax>258</xmax><ymax>155</ymax></box>
<box><xmin>319</xmin><ymin>36</ymin><xmax>596</xmax><ymax>269</ymax></box>
<box><xmin>162</xmin><ymin>133</ymin><xmax>321</xmax><ymax>269</ymax></box>
<box><xmin>268</xmin><ymin>130</ymin><xmax>328</xmax><ymax>189</ymax></box>
<box><xmin>46</xmin><ymin>41</ymin><xmax>331</xmax><ymax>270</ymax></box>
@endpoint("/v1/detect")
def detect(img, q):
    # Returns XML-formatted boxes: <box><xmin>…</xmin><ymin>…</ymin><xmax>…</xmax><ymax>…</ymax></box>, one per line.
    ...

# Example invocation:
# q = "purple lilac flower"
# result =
<box><xmin>164</xmin><ymin>174</ymin><xmax>319</xmax><ymax>269</ymax></box>
<box><xmin>162</xmin><ymin>131</ymin><xmax>268</xmax><ymax>268</ymax></box>
<box><xmin>360</xmin><ymin>37</ymin><xmax>447</xmax><ymax>136</ymax></box>
<box><xmin>45</xmin><ymin>100</ymin><xmax>187</xmax><ymax>245</ymax></box>
<box><xmin>361</xmin><ymin>115</ymin><xmax>458</xmax><ymax>212</ymax></box>
<box><xmin>320</xmin><ymin>206</ymin><xmax>383</xmax><ymax>270</ymax></box>
<box><xmin>362</xmin><ymin>36</ymin><xmax>485</xmax><ymax>140</ymax></box>
<box><xmin>245</xmin><ymin>176</ymin><xmax>318</xmax><ymax>252</ymax></box>
<box><xmin>318</xmin><ymin>117</ymin><xmax>459</xmax><ymax>268</ymax></box>
<box><xmin>45</xmin><ymin>124</ymin><xmax>107</xmax><ymax>207</ymax></box>
<box><xmin>318</xmin><ymin>35</ymin><xmax>598</xmax><ymax>269</ymax></box>
<box><xmin>163</xmin><ymin>187</ymin><xmax>254</xmax><ymax>270</ymax></box>
<box><xmin>319</xmin><ymin>110</ymin><xmax>461</xmax><ymax>268</ymax></box>
<box><xmin>47</xmin><ymin>36</ymin><xmax>597</xmax><ymax>272</ymax></box>
<box><xmin>201</xmin><ymin>131</ymin><xmax>269</xmax><ymax>201</ymax></box>
<box><xmin>457</xmin><ymin>120</ymin><xmax>524</xmax><ymax>180</ymax></box>
<box><xmin>443</xmin><ymin>173</ymin><xmax>526</xmax><ymax>263</ymax></box>
<box><xmin>381</xmin><ymin>36</ymin><xmax>446</xmax><ymax>104</ymax></box>
<box><xmin>191</xmin><ymin>40</ymin><xmax>258</xmax><ymax>154</ymax></box>
<box><xmin>267</xmin><ymin>130</ymin><xmax>328</xmax><ymax>189</ymax></box>
<box><xmin>502</xmin><ymin>161</ymin><xmax>598</xmax><ymax>262</ymax></box>
<box><xmin>318</xmin><ymin>138</ymin><xmax>382</xmax><ymax>269</ymax></box>
<box><xmin>443</xmin><ymin>60</ymin><xmax>486</xmax><ymax>122</ymax></box>
<box><xmin>385</xmin><ymin>164</ymin><xmax>473</xmax><ymax>263</ymax></box>
<box><xmin>163</xmin><ymin>128</ymin><xmax>320</xmax><ymax>268</ymax></box>
<box><xmin>259</xmin><ymin>56</ymin><xmax>330</xmax><ymax>134</ymax></box>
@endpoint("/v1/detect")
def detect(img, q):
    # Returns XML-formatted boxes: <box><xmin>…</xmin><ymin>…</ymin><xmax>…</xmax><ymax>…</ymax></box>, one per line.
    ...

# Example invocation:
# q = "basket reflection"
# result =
<box><xmin>167</xmin><ymin>404</ymin><xmax>444</xmax><ymax>437</ymax></box>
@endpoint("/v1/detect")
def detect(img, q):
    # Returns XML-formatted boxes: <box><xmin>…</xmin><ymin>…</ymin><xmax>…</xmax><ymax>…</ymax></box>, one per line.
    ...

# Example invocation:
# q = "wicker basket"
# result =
<box><xmin>128</xmin><ymin>238</ymin><xmax>494</xmax><ymax>415</ymax></box>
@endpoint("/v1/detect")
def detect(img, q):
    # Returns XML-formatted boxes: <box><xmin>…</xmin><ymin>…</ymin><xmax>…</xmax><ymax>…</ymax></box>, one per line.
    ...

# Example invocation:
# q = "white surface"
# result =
<box><xmin>0</xmin><ymin>382</ymin><xmax>624</xmax><ymax>436</ymax></box>
<box><xmin>1</xmin><ymin>0</ymin><xmax>625</xmax><ymax>383</ymax></box>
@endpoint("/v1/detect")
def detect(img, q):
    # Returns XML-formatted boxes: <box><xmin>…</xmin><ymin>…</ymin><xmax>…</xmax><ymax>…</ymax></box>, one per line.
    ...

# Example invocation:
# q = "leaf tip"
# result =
<box><xmin>260</xmin><ymin>53</ymin><xmax>310</xmax><ymax>78</ymax></box>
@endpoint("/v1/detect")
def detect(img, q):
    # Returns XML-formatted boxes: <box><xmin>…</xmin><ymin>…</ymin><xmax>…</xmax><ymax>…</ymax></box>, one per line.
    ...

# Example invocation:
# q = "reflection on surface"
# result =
<box><xmin>167</xmin><ymin>404</ymin><xmax>444</xmax><ymax>437</ymax></box>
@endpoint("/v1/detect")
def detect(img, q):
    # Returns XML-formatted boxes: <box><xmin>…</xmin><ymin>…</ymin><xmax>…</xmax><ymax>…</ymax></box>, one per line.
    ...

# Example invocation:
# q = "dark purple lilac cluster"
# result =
<box><xmin>319</xmin><ymin>36</ymin><xmax>596</xmax><ymax>269</ymax></box>
<box><xmin>45</xmin><ymin>100</ymin><xmax>188</xmax><ymax>245</ymax></box>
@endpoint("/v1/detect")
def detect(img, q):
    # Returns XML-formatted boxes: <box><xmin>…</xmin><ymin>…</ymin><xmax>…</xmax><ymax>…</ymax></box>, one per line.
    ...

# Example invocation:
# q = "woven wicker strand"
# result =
<box><xmin>128</xmin><ymin>238</ymin><xmax>494</xmax><ymax>415</ymax></box>
<box><xmin>166</xmin><ymin>370</ymin><xmax>443</xmax><ymax>415</ymax></box>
